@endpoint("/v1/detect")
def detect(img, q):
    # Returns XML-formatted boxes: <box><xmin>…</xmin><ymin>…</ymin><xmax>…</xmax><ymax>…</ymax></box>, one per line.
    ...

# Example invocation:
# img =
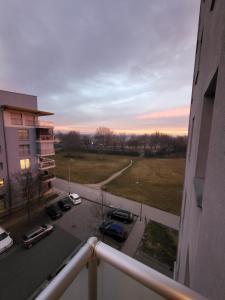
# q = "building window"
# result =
<box><xmin>0</xmin><ymin>178</ymin><xmax>4</xmax><ymax>187</ymax></box>
<box><xmin>11</xmin><ymin>112</ymin><xmax>23</xmax><ymax>125</ymax></box>
<box><xmin>24</xmin><ymin>115</ymin><xmax>35</xmax><ymax>126</ymax></box>
<box><xmin>19</xmin><ymin>145</ymin><xmax>30</xmax><ymax>156</ymax></box>
<box><xmin>20</xmin><ymin>158</ymin><xmax>31</xmax><ymax>170</ymax></box>
<box><xmin>188</xmin><ymin>116</ymin><xmax>195</xmax><ymax>161</ymax></box>
<box><xmin>0</xmin><ymin>162</ymin><xmax>3</xmax><ymax>170</ymax></box>
<box><xmin>194</xmin><ymin>30</ymin><xmax>204</xmax><ymax>85</ymax></box>
<box><xmin>194</xmin><ymin>69</ymin><xmax>218</xmax><ymax>207</ymax></box>
<box><xmin>18</xmin><ymin>129</ymin><xmax>29</xmax><ymax>141</ymax></box>
<box><xmin>210</xmin><ymin>0</ymin><xmax>216</xmax><ymax>11</ymax></box>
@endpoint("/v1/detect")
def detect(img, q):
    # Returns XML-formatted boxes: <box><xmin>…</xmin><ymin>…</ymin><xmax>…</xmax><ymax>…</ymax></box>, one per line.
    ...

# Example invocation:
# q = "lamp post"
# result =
<box><xmin>68</xmin><ymin>158</ymin><xmax>73</xmax><ymax>194</ymax></box>
<box><xmin>136</xmin><ymin>180</ymin><xmax>143</xmax><ymax>221</ymax></box>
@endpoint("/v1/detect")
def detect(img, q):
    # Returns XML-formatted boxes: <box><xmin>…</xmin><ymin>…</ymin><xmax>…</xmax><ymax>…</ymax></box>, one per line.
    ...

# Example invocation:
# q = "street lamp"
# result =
<box><xmin>68</xmin><ymin>158</ymin><xmax>73</xmax><ymax>194</ymax></box>
<box><xmin>136</xmin><ymin>180</ymin><xmax>143</xmax><ymax>221</ymax></box>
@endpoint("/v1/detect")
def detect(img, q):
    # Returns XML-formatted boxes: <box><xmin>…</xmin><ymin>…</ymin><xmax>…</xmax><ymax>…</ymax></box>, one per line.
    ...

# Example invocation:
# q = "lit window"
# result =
<box><xmin>20</xmin><ymin>159</ymin><xmax>31</xmax><ymax>170</ymax></box>
<box><xmin>0</xmin><ymin>178</ymin><xmax>4</xmax><ymax>187</ymax></box>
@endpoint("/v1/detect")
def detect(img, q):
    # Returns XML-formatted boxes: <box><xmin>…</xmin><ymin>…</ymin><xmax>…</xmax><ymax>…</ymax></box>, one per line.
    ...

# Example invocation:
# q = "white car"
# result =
<box><xmin>68</xmin><ymin>193</ymin><xmax>82</xmax><ymax>205</ymax></box>
<box><xmin>0</xmin><ymin>227</ymin><xmax>13</xmax><ymax>254</ymax></box>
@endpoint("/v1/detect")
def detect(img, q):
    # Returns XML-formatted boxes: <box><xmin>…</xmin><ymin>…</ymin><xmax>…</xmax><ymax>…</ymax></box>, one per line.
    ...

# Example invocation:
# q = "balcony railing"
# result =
<box><xmin>36</xmin><ymin>237</ymin><xmax>207</xmax><ymax>300</ymax></box>
<box><xmin>38</xmin><ymin>159</ymin><xmax>55</xmax><ymax>170</ymax></box>
<box><xmin>37</xmin><ymin>135</ymin><xmax>55</xmax><ymax>142</ymax></box>
<box><xmin>37</xmin><ymin>144</ymin><xmax>55</xmax><ymax>156</ymax></box>
<box><xmin>36</xmin><ymin>121</ymin><xmax>54</xmax><ymax>128</ymax></box>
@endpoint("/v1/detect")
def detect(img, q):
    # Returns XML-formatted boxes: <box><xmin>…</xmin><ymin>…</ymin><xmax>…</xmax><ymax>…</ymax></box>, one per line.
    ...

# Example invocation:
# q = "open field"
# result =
<box><xmin>141</xmin><ymin>221</ymin><xmax>178</xmax><ymax>268</ymax></box>
<box><xmin>106</xmin><ymin>158</ymin><xmax>185</xmax><ymax>215</ymax></box>
<box><xmin>54</xmin><ymin>152</ymin><xmax>131</xmax><ymax>184</ymax></box>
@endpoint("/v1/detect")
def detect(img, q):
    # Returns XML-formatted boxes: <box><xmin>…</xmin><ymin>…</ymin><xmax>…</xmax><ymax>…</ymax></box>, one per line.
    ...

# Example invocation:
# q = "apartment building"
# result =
<box><xmin>0</xmin><ymin>90</ymin><xmax>55</xmax><ymax>213</ymax></box>
<box><xmin>175</xmin><ymin>1</ymin><xmax>225</xmax><ymax>299</ymax></box>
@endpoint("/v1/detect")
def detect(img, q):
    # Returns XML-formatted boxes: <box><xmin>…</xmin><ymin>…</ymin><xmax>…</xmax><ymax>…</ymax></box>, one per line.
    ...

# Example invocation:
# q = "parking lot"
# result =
<box><xmin>0</xmin><ymin>193</ymin><xmax>137</xmax><ymax>299</ymax></box>
<box><xmin>0</xmin><ymin>226</ymin><xmax>80</xmax><ymax>300</ymax></box>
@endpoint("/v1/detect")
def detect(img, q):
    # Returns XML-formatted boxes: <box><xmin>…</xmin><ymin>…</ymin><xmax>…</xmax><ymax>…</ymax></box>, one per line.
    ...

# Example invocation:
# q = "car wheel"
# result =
<box><xmin>27</xmin><ymin>244</ymin><xmax>33</xmax><ymax>249</ymax></box>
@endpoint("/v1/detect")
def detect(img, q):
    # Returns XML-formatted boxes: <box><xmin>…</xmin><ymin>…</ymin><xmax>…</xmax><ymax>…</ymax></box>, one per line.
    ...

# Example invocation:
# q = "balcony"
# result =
<box><xmin>36</xmin><ymin>237</ymin><xmax>206</xmax><ymax>300</ymax></box>
<box><xmin>40</xmin><ymin>173</ymin><xmax>56</xmax><ymax>182</ymax></box>
<box><xmin>36</xmin><ymin>128</ymin><xmax>54</xmax><ymax>143</ymax></box>
<box><xmin>37</xmin><ymin>143</ymin><xmax>55</xmax><ymax>156</ymax></box>
<box><xmin>38</xmin><ymin>158</ymin><xmax>55</xmax><ymax>170</ymax></box>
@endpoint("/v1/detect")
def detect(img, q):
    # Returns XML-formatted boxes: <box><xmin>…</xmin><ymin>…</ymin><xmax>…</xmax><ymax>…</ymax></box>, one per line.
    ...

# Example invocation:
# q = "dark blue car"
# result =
<box><xmin>99</xmin><ymin>221</ymin><xmax>128</xmax><ymax>242</ymax></box>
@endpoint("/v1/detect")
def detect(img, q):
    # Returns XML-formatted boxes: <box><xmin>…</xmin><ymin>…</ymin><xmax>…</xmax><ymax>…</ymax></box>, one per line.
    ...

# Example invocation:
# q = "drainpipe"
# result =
<box><xmin>0</xmin><ymin>106</ymin><xmax>12</xmax><ymax>214</ymax></box>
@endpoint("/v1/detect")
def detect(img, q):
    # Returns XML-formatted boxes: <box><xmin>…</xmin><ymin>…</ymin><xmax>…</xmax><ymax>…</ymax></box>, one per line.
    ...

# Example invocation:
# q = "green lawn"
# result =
<box><xmin>142</xmin><ymin>221</ymin><xmax>178</xmax><ymax>267</ymax></box>
<box><xmin>106</xmin><ymin>158</ymin><xmax>185</xmax><ymax>215</ymax></box>
<box><xmin>54</xmin><ymin>152</ymin><xmax>131</xmax><ymax>184</ymax></box>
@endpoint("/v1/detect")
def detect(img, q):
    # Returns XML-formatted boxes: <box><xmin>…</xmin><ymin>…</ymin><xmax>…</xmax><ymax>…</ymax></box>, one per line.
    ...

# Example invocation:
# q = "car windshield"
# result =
<box><xmin>0</xmin><ymin>232</ymin><xmax>8</xmax><ymax>241</ymax></box>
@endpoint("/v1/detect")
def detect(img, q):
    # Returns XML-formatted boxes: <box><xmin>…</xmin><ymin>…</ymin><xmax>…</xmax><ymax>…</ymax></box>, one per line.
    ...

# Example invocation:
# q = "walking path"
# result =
<box><xmin>122</xmin><ymin>220</ymin><xmax>145</xmax><ymax>256</ymax></box>
<box><xmin>87</xmin><ymin>160</ymin><xmax>133</xmax><ymax>189</ymax></box>
<box><xmin>54</xmin><ymin>178</ymin><xmax>180</xmax><ymax>230</ymax></box>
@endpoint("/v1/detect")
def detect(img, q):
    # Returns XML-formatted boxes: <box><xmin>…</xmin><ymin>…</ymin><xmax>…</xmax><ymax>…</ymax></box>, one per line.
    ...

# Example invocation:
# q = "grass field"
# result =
<box><xmin>106</xmin><ymin>158</ymin><xmax>185</xmax><ymax>215</ymax></box>
<box><xmin>142</xmin><ymin>221</ymin><xmax>178</xmax><ymax>267</ymax></box>
<box><xmin>54</xmin><ymin>152</ymin><xmax>131</xmax><ymax>184</ymax></box>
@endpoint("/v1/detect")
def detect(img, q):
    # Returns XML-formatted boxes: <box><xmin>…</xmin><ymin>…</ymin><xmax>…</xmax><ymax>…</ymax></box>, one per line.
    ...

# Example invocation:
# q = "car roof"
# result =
<box><xmin>70</xmin><ymin>193</ymin><xmax>79</xmax><ymax>197</ymax></box>
<box><xmin>110</xmin><ymin>223</ymin><xmax>124</xmax><ymax>233</ymax></box>
<box><xmin>113</xmin><ymin>208</ymin><xmax>130</xmax><ymax>214</ymax></box>
<box><xmin>0</xmin><ymin>227</ymin><xmax>6</xmax><ymax>234</ymax></box>
<box><xmin>24</xmin><ymin>226</ymin><xmax>43</xmax><ymax>237</ymax></box>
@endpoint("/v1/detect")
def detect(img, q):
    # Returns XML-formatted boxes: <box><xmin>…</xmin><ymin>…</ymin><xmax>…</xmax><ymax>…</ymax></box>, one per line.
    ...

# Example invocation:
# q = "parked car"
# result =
<box><xmin>68</xmin><ymin>193</ymin><xmax>82</xmax><ymax>205</ymax></box>
<box><xmin>57</xmin><ymin>198</ymin><xmax>72</xmax><ymax>211</ymax></box>
<box><xmin>107</xmin><ymin>208</ymin><xmax>134</xmax><ymax>223</ymax></box>
<box><xmin>0</xmin><ymin>227</ymin><xmax>13</xmax><ymax>254</ymax></box>
<box><xmin>46</xmin><ymin>204</ymin><xmax>62</xmax><ymax>220</ymax></box>
<box><xmin>22</xmin><ymin>224</ymin><xmax>54</xmax><ymax>249</ymax></box>
<box><xmin>99</xmin><ymin>221</ymin><xmax>128</xmax><ymax>242</ymax></box>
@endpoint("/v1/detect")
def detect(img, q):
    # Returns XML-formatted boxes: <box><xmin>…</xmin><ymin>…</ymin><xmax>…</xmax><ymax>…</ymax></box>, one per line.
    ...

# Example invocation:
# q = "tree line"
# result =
<box><xmin>56</xmin><ymin>127</ymin><xmax>187</xmax><ymax>158</ymax></box>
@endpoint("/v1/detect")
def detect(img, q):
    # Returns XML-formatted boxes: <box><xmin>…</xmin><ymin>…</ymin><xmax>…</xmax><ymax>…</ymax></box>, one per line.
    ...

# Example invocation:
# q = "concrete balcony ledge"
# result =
<box><xmin>36</xmin><ymin>237</ymin><xmax>207</xmax><ymax>300</ymax></box>
<box><xmin>36</xmin><ymin>136</ymin><xmax>55</xmax><ymax>142</ymax></box>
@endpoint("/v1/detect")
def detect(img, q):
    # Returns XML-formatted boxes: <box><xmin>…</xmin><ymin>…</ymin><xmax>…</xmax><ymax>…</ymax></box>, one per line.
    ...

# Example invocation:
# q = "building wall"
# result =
<box><xmin>0</xmin><ymin>90</ymin><xmax>54</xmax><ymax>210</ymax></box>
<box><xmin>0</xmin><ymin>90</ymin><xmax>37</xmax><ymax>109</ymax></box>
<box><xmin>176</xmin><ymin>1</ymin><xmax>225</xmax><ymax>299</ymax></box>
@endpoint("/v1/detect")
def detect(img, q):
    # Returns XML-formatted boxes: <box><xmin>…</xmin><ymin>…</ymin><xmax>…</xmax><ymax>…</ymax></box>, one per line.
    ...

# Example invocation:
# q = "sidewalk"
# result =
<box><xmin>122</xmin><ymin>219</ymin><xmax>145</xmax><ymax>256</ymax></box>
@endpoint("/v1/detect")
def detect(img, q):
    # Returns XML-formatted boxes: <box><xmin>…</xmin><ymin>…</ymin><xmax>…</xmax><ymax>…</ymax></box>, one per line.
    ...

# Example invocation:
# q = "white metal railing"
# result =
<box><xmin>36</xmin><ymin>237</ymin><xmax>207</xmax><ymax>300</ymax></box>
<box><xmin>39</xmin><ymin>158</ymin><xmax>56</xmax><ymax>170</ymax></box>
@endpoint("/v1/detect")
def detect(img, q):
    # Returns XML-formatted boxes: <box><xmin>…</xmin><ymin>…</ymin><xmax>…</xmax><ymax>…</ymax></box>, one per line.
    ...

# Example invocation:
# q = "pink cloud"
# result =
<box><xmin>138</xmin><ymin>106</ymin><xmax>190</xmax><ymax>120</ymax></box>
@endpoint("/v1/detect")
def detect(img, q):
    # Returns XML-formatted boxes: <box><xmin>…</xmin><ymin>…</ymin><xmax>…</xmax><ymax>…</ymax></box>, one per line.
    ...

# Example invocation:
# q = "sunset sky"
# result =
<box><xmin>0</xmin><ymin>0</ymin><xmax>200</xmax><ymax>135</ymax></box>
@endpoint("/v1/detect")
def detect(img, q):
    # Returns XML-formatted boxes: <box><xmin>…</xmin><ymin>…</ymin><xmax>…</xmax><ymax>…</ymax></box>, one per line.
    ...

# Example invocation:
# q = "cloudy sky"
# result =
<box><xmin>0</xmin><ymin>0</ymin><xmax>200</xmax><ymax>135</ymax></box>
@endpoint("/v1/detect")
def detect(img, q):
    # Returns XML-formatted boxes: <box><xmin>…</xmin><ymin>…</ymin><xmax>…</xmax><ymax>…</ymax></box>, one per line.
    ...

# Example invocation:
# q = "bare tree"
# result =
<box><xmin>11</xmin><ymin>172</ymin><xmax>40</xmax><ymax>223</ymax></box>
<box><xmin>94</xmin><ymin>127</ymin><xmax>114</xmax><ymax>149</ymax></box>
<box><xmin>61</xmin><ymin>131</ymin><xmax>82</xmax><ymax>156</ymax></box>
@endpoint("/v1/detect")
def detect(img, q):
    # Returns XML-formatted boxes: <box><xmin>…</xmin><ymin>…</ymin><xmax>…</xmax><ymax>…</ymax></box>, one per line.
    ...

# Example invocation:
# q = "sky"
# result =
<box><xmin>0</xmin><ymin>0</ymin><xmax>200</xmax><ymax>135</ymax></box>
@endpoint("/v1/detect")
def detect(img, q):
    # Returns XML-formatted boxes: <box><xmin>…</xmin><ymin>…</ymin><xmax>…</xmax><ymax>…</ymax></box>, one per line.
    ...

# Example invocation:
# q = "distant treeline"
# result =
<box><xmin>55</xmin><ymin>127</ymin><xmax>187</xmax><ymax>158</ymax></box>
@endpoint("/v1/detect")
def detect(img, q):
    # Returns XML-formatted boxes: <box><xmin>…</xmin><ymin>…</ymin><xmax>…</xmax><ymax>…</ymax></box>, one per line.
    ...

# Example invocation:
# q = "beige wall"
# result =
<box><xmin>176</xmin><ymin>1</ymin><xmax>225</xmax><ymax>299</ymax></box>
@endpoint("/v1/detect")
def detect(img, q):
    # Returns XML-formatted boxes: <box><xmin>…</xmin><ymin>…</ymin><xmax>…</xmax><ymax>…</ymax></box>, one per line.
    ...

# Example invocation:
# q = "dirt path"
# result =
<box><xmin>86</xmin><ymin>159</ymin><xmax>133</xmax><ymax>189</ymax></box>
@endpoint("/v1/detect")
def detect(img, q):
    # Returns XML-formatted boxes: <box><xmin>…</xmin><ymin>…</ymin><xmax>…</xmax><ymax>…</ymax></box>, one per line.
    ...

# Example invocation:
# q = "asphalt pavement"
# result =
<box><xmin>54</xmin><ymin>177</ymin><xmax>180</xmax><ymax>230</ymax></box>
<box><xmin>0</xmin><ymin>226</ymin><xmax>80</xmax><ymax>300</ymax></box>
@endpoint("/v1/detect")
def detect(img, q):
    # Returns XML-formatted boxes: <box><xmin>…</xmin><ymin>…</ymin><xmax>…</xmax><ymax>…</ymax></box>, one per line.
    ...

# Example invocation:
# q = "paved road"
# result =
<box><xmin>54</xmin><ymin>178</ymin><xmax>180</xmax><ymax>230</ymax></box>
<box><xmin>0</xmin><ymin>226</ymin><xmax>80</xmax><ymax>300</ymax></box>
